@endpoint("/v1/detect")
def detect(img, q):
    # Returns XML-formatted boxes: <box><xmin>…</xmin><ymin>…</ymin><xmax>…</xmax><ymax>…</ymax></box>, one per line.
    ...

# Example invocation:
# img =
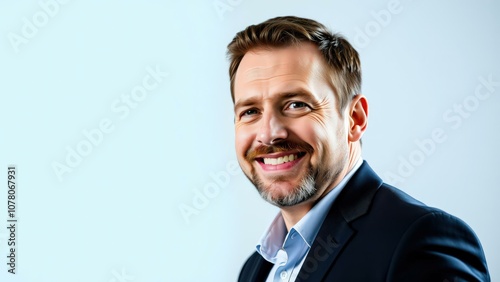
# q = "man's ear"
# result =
<box><xmin>348</xmin><ymin>95</ymin><xmax>368</xmax><ymax>142</ymax></box>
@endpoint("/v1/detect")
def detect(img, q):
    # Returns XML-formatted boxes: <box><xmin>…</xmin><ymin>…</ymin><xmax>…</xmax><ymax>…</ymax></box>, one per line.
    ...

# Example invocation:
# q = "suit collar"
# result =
<box><xmin>337</xmin><ymin>161</ymin><xmax>383</xmax><ymax>222</ymax></box>
<box><xmin>296</xmin><ymin>161</ymin><xmax>383</xmax><ymax>281</ymax></box>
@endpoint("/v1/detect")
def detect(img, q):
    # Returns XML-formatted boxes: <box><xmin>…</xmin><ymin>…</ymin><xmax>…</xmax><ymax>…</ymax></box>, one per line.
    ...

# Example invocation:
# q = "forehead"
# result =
<box><xmin>234</xmin><ymin>43</ymin><xmax>329</xmax><ymax>104</ymax></box>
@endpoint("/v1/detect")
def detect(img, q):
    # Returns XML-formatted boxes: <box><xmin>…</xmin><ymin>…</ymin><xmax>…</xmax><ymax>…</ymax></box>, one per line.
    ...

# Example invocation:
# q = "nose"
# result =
<box><xmin>257</xmin><ymin>112</ymin><xmax>288</xmax><ymax>145</ymax></box>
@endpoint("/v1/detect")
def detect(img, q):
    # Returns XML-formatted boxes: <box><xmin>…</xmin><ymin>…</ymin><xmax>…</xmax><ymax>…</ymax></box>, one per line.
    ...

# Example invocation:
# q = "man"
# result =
<box><xmin>227</xmin><ymin>16</ymin><xmax>490</xmax><ymax>281</ymax></box>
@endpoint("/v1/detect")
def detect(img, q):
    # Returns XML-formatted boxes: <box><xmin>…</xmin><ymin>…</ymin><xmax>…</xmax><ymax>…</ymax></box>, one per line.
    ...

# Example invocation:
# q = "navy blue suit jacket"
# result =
<box><xmin>238</xmin><ymin>161</ymin><xmax>490</xmax><ymax>281</ymax></box>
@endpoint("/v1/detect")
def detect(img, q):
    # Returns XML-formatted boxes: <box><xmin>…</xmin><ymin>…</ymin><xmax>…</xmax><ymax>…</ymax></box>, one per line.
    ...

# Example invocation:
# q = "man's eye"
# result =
<box><xmin>241</xmin><ymin>109</ymin><xmax>259</xmax><ymax>117</ymax></box>
<box><xmin>288</xmin><ymin>102</ymin><xmax>309</xmax><ymax>109</ymax></box>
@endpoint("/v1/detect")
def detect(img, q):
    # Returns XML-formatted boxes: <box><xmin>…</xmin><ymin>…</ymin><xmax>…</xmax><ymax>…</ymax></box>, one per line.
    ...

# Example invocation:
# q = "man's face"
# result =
<box><xmin>233</xmin><ymin>43</ymin><xmax>351</xmax><ymax>207</ymax></box>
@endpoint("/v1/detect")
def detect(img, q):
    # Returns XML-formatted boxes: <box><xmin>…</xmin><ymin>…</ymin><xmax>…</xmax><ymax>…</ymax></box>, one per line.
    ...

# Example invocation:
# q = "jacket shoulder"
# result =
<box><xmin>371</xmin><ymin>184</ymin><xmax>490</xmax><ymax>281</ymax></box>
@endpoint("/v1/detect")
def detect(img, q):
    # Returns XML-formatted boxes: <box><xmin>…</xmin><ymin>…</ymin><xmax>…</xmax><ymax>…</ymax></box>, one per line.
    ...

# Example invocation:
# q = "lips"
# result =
<box><xmin>245</xmin><ymin>142</ymin><xmax>312</xmax><ymax>172</ymax></box>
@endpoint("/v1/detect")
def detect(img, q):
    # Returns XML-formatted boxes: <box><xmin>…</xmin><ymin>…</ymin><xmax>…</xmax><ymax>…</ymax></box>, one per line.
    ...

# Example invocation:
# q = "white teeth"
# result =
<box><xmin>263</xmin><ymin>154</ymin><xmax>299</xmax><ymax>165</ymax></box>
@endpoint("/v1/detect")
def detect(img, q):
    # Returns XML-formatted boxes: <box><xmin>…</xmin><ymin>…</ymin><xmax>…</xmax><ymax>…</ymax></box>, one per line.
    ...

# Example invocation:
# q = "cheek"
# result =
<box><xmin>235</xmin><ymin>125</ymin><xmax>255</xmax><ymax>158</ymax></box>
<box><xmin>289</xmin><ymin>117</ymin><xmax>329</xmax><ymax>153</ymax></box>
<box><xmin>288</xmin><ymin>115</ymin><xmax>342</xmax><ymax>164</ymax></box>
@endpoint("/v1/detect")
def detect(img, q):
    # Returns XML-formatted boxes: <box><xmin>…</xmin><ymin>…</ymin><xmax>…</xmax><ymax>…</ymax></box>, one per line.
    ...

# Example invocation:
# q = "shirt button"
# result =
<box><xmin>280</xmin><ymin>271</ymin><xmax>288</xmax><ymax>280</ymax></box>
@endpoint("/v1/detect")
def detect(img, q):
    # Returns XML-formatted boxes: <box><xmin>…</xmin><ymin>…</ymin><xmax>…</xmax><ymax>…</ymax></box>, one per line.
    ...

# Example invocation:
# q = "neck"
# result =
<box><xmin>280</xmin><ymin>203</ymin><xmax>313</xmax><ymax>231</ymax></box>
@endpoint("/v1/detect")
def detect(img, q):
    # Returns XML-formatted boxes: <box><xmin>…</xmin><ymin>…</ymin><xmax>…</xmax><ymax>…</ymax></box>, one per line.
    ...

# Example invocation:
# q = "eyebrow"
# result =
<box><xmin>234</xmin><ymin>90</ymin><xmax>314</xmax><ymax>112</ymax></box>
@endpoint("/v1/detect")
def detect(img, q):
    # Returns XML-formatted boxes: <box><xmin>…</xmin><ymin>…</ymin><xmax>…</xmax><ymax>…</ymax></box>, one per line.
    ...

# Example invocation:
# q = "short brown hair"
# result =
<box><xmin>227</xmin><ymin>16</ymin><xmax>361</xmax><ymax>111</ymax></box>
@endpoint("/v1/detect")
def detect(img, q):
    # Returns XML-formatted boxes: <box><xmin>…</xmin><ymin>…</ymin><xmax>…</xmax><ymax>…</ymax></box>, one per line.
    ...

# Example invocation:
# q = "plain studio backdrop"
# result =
<box><xmin>0</xmin><ymin>1</ymin><xmax>498</xmax><ymax>281</ymax></box>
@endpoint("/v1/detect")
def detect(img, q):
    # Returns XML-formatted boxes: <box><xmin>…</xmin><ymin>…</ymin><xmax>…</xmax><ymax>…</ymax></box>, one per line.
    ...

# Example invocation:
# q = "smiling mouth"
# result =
<box><xmin>256</xmin><ymin>152</ymin><xmax>306</xmax><ymax>166</ymax></box>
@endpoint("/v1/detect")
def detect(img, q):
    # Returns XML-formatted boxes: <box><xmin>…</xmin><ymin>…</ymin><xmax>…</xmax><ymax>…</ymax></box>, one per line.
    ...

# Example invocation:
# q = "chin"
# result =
<box><xmin>256</xmin><ymin>172</ymin><xmax>317</xmax><ymax>207</ymax></box>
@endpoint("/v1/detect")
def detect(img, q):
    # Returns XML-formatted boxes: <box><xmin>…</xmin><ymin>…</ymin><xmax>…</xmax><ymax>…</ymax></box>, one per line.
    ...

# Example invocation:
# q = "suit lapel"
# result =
<box><xmin>296</xmin><ymin>161</ymin><xmax>382</xmax><ymax>281</ymax></box>
<box><xmin>252</xmin><ymin>257</ymin><xmax>273</xmax><ymax>282</ymax></box>
<box><xmin>240</xmin><ymin>253</ymin><xmax>273</xmax><ymax>282</ymax></box>
<box><xmin>295</xmin><ymin>204</ymin><xmax>355</xmax><ymax>281</ymax></box>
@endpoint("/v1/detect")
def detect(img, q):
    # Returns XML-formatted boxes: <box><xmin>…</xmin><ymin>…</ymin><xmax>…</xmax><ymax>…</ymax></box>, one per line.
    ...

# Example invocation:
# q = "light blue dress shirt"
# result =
<box><xmin>256</xmin><ymin>158</ymin><xmax>363</xmax><ymax>282</ymax></box>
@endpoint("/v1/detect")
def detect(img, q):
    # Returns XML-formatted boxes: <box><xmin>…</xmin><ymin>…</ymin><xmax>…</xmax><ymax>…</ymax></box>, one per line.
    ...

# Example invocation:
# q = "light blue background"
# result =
<box><xmin>0</xmin><ymin>0</ymin><xmax>498</xmax><ymax>281</ymax></box>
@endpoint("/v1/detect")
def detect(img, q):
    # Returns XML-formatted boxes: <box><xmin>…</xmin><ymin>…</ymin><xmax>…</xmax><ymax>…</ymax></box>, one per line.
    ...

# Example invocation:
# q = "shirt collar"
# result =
<box><xmin>256</xmin><ymin>158</ymin><xmax>363</xmax><ymax>263</ymax></box>
<box><xmin>256</xmin><ymin>211</ymin><xmax>287</xmax><ymax>263</ymax></box>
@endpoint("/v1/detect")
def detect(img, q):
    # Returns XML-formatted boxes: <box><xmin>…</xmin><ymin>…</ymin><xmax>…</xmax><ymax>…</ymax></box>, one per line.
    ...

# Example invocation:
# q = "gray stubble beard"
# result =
<box><xmin>252</xmin><ymin>166</ymin><xmax>318</xmax><ymax>207</ymax></box>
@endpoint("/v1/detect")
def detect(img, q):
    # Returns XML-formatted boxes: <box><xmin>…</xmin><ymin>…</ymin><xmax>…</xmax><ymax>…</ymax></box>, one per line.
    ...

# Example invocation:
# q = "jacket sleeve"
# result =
<box><xmin>386</xmin><ymin>211</ymin><xmax>490</xmax><ymax>282</ymax></box>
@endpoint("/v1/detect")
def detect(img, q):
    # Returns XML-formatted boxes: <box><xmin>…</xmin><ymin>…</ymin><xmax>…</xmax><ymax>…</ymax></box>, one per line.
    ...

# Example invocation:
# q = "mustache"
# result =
<box><xmin>245</xmin><ymin>141</ymin><xmax>314</xmax><ymax>161</ymax></box>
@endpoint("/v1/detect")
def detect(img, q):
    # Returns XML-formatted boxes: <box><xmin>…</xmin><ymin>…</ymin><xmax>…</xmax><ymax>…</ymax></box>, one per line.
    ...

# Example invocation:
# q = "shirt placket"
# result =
<box><xmin>274</xmin><ymin>247</ymin><xmax>292</xmax><ymax>281</ymax></box>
